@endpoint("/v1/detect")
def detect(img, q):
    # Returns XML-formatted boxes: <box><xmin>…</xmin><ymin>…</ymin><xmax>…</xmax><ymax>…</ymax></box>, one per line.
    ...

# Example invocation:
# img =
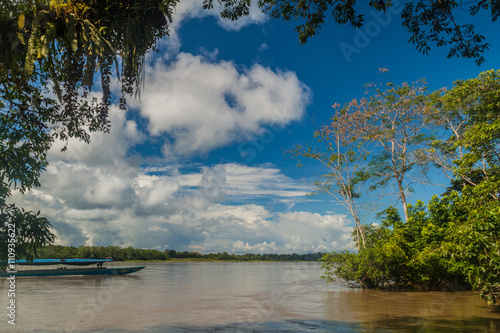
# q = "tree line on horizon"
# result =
<box><xmin>36</xmin><ymin>245</ymin><xmax>325</xmax><ymax>262</ymax></box>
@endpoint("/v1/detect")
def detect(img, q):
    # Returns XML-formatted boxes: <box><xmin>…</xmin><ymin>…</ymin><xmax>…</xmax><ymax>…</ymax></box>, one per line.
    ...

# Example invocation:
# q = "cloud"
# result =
<box><xmin>233</xmin><ymin>240</ymin><xmax>278</xmax><ymax>253</ymax></box>
<box><xmin>11</xmin><ymin>113</ymin><xmax>350</xmax><ymax>253</ymax></box>
<box><xmin>138</xmin><ymin>53</ymin><xmax>310</xmax><ymax>156</ymax></box>
<box><xmin>220</xmin><ymin>163</ymin><xmax>310</xmax><ymax>199</ymax></box>
<box><xmin>175</xmin><ymin>0</ymin><xmax>267</xmax><ymax>31</ymax></box>
<box><xmin>5</xmin><ymin>8</ymin><xmax>351</xmax><ymax>254</ymax></box>
<box><xmin>10</xmin><ymin>106</ymin><xmax>320</xmax><ymax>251</ymax></box>
<box><xmin>276</xmin><ymin>212</ymin><xmax>355</xmax><ymax>252</ymax></box>
<box><xmin>228</xmin><ymin>211</ymin><xmax>355</xmax><ymax>254</ymax></box>
<box><xmin>258</xmin><ymin>42</ymin><xmax>269</xmax><ymax>51</ymax></box>
<box><xmin>164</xmin><ymin>0</ymin><xmax>268</xmax><ymax>52</ymax></box>
<box><xmin>14</xmin><ymin>184</ymin><xmax>354</xmax><ymax>254</ymax></box>
<box><xmin>50</xmin><ymin>220</ymin><xmax>89</xmax><ymax>246</ymax></box>
<box><xmin>48</xmin><ymin>105</ymin><xmax>145</xmax><ymax>166</ymax></box>
<box><xmin>38</xmin><ymin>162</ymin><xmax>137</xmax><ymax>211</ymax></box>
<box><xmin>13</xmin><ymin>157</ymin><xmax>353</xmax><ymax>252</ymax></box>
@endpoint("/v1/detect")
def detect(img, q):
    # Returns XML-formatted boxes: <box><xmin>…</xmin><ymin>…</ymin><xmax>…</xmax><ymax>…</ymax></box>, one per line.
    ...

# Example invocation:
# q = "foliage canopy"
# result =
<box><xmin>204</xmin><ymin>0</ymin><xmax>497</xmax><ymax>65</ymax></box>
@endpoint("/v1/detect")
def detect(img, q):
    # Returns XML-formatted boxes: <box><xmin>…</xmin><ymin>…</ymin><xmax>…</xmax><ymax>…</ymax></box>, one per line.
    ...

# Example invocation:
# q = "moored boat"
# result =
<box><xmin>0</xmin><ymin>259</ymin><xmax>145</xmax><ymax>277</ymax></box>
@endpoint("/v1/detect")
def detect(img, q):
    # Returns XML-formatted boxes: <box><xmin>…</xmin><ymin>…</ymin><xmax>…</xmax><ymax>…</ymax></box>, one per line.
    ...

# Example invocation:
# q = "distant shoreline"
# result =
<box><xmin>116</xmin><ymin>258</ymin><xmax>322</xmax><ymax>263</ymax></box>
<box><xmin>36</xmin><ymin>245</ymin><xmax>325</xmax><ymax>262</ymax></box>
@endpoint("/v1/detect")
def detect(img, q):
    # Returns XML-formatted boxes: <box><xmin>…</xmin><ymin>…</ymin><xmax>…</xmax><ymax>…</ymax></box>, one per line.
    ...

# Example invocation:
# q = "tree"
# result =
<box><xmin>438</xmin><ymin>70</ymin><xmax>500</xmax><ymax>305</ymax></box>
<box><xmin>203</xmin><ymin>0</ymin><xmax>496</xmax><ymax>65</ymax></box>
<box><xmin>441</xmin><ymin>189</ymin><xmax>500</xmax><ymax>305</ymax></box>
<box><xmin>292</xmin><ymin>75</ymin><xmax>438</xmax><ymax>254</ymax></box>
<box><xmin>426</xmin><ymin>70</ymin><xmax>500</xmax><ymax>190</ymax></box>
<box><xmin>290</xmin><ymin>106</ymin><xmax>370</xmax><ymax>249</ymax></box>
<box><xmin>321</xmin><ymin>198</ymin><xmax>468</xmax><ymax>290</ymax></box>
<box><xmin>330</xmin><ymin>77</ymin><xmax>438</xmax><ymax>222</ymax></box>
<box><xmin>444</xmin><ymin>70</ymin><xmax>500</xmax><ymax>198</ymax></box>
<box><xmin>0</xmin><ymin>202</ymin><xmax>55</xmax><ymax>270</ymax></box>
<box><xmin>0</xmin><ymin>0</ymin><xmax>177</xmax><ymax>264</ymax></box>
<box><xmin>0</xmin><ymin>69</ymin><xmax>58</xmax><ymax>268</ymax></box>
<box><xmin>321</xmin><ymin>70</ymin><xmax>500</xmax><ymax>306</ymax></box>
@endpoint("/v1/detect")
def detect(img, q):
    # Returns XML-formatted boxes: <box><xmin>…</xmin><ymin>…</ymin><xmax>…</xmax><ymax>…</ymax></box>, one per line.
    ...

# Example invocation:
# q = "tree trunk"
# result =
<box><xmin>354</xmin><ymin>216</ymin><xmax>367</xmax><ymax>249</ymax></box>
<box><xmin>397</xmin><ymin>180</ymin><xmax>409</xmax><ymax>222</ymax></box>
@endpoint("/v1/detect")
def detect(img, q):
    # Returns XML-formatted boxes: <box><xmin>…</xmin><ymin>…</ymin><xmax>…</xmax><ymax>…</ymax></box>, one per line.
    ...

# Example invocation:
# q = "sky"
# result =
<box><xmin>11</xmin><ymin>1</ymin><xmax>500</xmax><ymax>254</ymax></box>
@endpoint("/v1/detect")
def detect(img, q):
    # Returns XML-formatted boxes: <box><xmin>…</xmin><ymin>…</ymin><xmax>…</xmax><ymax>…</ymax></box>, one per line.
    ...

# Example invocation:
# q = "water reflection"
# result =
<box><xmin>0</xmin><ymin>262</ymin><xmax>498</xmax><ymax>332</ymax></box>
<box><xmin>324</xmin><ymin>289</ymin><xmax>500</xmax><ymax>332</ymax></box>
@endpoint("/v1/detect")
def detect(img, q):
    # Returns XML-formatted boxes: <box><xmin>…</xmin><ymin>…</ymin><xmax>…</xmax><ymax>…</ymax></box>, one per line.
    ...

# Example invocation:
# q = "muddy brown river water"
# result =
<box><xmin>1</xmin><ymin>262</ymin><xmax>498</xmax><ymax>332</ymax></box>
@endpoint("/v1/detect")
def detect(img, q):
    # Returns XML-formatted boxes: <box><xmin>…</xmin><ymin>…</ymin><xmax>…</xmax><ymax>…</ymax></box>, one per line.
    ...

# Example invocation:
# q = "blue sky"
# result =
<box><xmin>12</xmin><ymin>1</ymin><xmax>500</xmax><ymax>253</ymax></box>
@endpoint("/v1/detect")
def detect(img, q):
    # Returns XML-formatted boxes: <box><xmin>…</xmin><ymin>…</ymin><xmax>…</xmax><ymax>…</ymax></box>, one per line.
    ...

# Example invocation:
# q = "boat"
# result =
<box><xmin>0</xmin><ymin>259</ymin><xmax>145</xmax><ymax>277</ymax></box>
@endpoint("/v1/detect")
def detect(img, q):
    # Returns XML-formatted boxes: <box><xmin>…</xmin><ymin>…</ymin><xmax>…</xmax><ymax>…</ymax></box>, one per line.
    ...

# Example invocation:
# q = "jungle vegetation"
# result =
<box><xmin>294</xmin><ymin>70</ymin><xmax>500</xmax><ymax>306</ymax></box>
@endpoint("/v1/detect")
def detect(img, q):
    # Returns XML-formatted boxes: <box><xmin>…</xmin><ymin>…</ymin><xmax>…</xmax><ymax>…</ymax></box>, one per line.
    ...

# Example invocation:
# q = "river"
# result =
<box><xmin>1</xmin><ymin>262</ymin><xmax>499</xmax><ymax>332</ymax></box>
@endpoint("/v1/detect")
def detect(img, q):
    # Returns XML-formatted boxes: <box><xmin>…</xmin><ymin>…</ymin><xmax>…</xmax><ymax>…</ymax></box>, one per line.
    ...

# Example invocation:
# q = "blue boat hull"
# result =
<box><xmin>0</xmin><ymin>266</ymin><xmax>145</xmax><ymax>277</ymax></box>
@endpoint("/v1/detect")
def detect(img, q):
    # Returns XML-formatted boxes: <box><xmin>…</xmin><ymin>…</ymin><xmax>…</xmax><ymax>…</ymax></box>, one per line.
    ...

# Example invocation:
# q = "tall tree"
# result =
<box><xmin>290</xmin><ymin>106</ymin><xmax>371</xmax><ymax>249</ymax></box>
<box><xmin>336</xmin><ymin>77</ymin><xmax>438</xmax><ymax>222</ymax></box>
<box><xmin>292</xmin><ymin>75</ymin><xmax>440</xmax><ymax>252</ymax></box>
<box><xmin>427</xmin><ymin>69</ymin><xmax>500</xmax><ymax>196</ymax></box>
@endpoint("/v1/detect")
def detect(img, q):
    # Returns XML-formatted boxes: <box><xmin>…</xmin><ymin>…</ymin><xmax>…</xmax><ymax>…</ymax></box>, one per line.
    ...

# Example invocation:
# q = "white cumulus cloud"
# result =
<box><xmin>138</xmin><ymin>53</ymin><xmax>310</xmax><ymax>156</ymax></box>
<box><xmin>233</xmin><ymin>240</ymin><xmax>278</xmax><ymax>253</ymax></box>
<box><xmin>9</xmin><ymin>107</ymin><xmax>324</xmax><ymax>251</ymax></box>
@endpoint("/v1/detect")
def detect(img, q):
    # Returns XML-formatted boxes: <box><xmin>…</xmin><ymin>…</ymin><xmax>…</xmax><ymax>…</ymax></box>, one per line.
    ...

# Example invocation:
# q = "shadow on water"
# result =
<box><xmin>366</xmin><ymin>316</ymin><xmax>500</xmax><ymax>332</ymax></box>
<box><xmin>29</xmin><ymin>317</ymin><xmax>500</xmax><ymax>333</ymax></box>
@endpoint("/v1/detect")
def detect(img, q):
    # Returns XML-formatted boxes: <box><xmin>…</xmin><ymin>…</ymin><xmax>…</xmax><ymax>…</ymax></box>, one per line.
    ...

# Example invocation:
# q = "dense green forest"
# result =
<box><xmin>37</xmin><ymin>245</ymin><xmax>324</xmax><ymax>262</ymax></box>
